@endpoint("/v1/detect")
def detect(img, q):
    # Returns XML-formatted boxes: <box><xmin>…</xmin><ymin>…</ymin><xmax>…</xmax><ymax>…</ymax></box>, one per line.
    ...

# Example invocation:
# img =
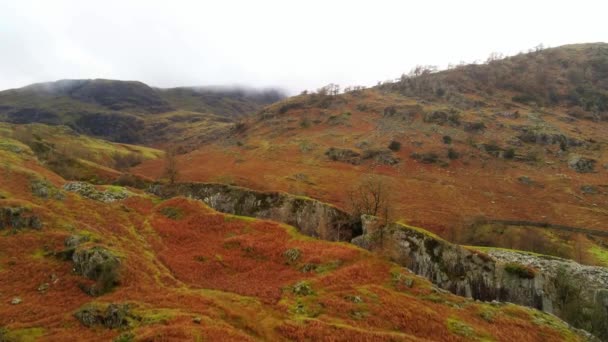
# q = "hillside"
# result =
<box><xmin>0</xmin><ymin>79</ymin><xmax>285</xmax><ymax>147</ymax></box>
<box><xmin>0</xmin><ymin>124</ymin><xmax>589</xmax><ymax>341</ymax></box>
<box><xmin>133</xmin><ymin>43</ymin><xmax>608</xmax><ymax>266</ymax></box>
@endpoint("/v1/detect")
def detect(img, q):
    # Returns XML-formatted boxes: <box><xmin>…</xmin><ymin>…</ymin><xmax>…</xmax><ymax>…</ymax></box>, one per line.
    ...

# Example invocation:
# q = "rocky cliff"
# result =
<box><xmin>352</xmin><ymin>215</ymin><xmax>608</xmax><ymax>339</ymax></box>
<box><xmin>148</xmin><ymin>182</ymin><xmax>359</xmax><ymax>241</ymax></box>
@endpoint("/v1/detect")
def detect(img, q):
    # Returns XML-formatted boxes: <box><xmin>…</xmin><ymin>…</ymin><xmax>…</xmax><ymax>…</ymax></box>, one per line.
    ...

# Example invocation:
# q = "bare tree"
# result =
<box><xmin>163</xmin><ymin>149</ymin><xmax>179</xmax><ymax>185</ymax></box>
<box><xmin>347</xmin><ymin>174</ymin><xmax>393</xmax><ymax>224</ymax></box>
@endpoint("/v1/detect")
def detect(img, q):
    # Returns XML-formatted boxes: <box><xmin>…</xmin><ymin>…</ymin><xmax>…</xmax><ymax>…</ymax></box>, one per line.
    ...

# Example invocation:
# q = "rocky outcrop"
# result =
<box><xmin>72</xmin><ymin>246</ymin><xmax>121</xmax><ymax>295</ymax></box>
<box><xmin>74</xmin><ymin>303</ymin><xmax>130</xmax><ymax>329</ymax></box>
<box><xmin>63</xmin><ymin>182</ymin><xmax>129</xmax><ymax>203</ymax></box>
<box><xmin>352</xmin><ymin>215</ymin><xmax>608</xmax><ymax>338</ymax></box>
<box><xmin>0</xmin><ymin>206</ymin><xmax>42</xmax><ymax>230</ymax></box>
<box><xmin>569</xmin><ymin>155</ymin><xmax>597</xmax><ymax>173</ymax></box>
<box><xmin>149</xmin><ymin>182</ymin><xmax>359</xmax><ymax>241</ymax></box>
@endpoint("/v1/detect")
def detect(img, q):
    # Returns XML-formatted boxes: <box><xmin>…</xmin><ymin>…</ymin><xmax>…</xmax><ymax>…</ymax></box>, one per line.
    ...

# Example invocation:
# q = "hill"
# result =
<box><xmin>0</xmin><ymin>122</ymin><xmax>589</xmax><ymax>341</ymax></box>
<box><xmin>133</xmin><ymin>43</ymin><xmax>608</xmax><ymax>266</ymax></box>
<box><xmin>0</xmin><ymin>79</ymin><xmax>285</xmax><ymax>146</ymax></box>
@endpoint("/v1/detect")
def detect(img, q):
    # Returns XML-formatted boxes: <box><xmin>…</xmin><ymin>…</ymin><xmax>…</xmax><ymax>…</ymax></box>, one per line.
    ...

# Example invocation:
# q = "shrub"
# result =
<box><xmin>388</xmin><ymin>140</ymin><xmax>401</xmax><ymax>151</ymax></box>
<box><xmin>503</xmin><ymin>148</ymin><xmax>516</xmax><ymax>159</ymax></box>
<box><xmin>447</xmin><ymin>148</ymin><xmax>459</xmax><ymax>160</ymax></box>
<box><xmin>442</xmin><ymin>135</ymin><xmax>452</xmax><ymax>144</ymax></box>
<box><xmin>292</xmin><ymin>281</ymin><xmax>313</xmax><ymax>296</ymax></box>
<box><xmin>411</xmin><ymin>152</ymin><xmax>439</xmax><ymax>164</ymax></box>
<box><xmin>112</xmin><ymin>152</ymin><xmax>143</xmax><ymax>171</ymax></box>
<box><xmin>299</xmin><ymin>117</ymin><xmax>311</xmax><ymax>128</ymax></box>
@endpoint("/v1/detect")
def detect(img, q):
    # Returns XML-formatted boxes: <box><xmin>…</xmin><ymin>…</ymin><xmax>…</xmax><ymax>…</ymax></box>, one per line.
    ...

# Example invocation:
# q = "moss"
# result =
<box><xmin>315</xmin><ymin>260</ymin><xmax>342</xmax><ymax>274</ymax></box>
<box><xmin>589</xmin><ymin>245</ymin><xmax>608</xmax><ymax>266</ymax></box>
<box><xmin>446</xmin><ymin>318</ymin><xmax>475</xmax><ymax>337</ymax></box>
<box><xmin>1</xmin><ymin>327</ymin><xmax>45</xmax><ymax>341</ymax></box>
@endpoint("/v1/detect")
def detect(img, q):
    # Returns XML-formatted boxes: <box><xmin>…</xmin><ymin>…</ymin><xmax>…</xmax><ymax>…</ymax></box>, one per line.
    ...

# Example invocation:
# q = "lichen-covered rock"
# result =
<box><xmin>72</xmin><ymin>246</ymin><xmax>120</xmax><ymax>295</ymax></box>
<box><xmin>0</xmin><ymin>206</ymin><xmax>42</xmax><ymax>230</ymax></box>
<box><xmin>31</xmin><ymin>179</ymin><xmax>64</xmax><ymax>200</ymax></box>
<box><xmin>352</xmin><ymin>216</ymin><xmax>608</xmax><ymax>338</ymax></box>
<box><xmin>74</xmin><ymin>303</ymin><xmax>129</xmax><ymax>329</ymax></box>
<box><xmin>568</xmin><ymin>156</ymin><xmax>596</xmax><ymax>173</ymax></box>
<box><xmin>65</xmin><ymin>234</ymin><xmax>90</xmax><ymax>248</ymax></box>
<box><xmin>63</xmin><ymin>182</ymin><xmax>129</xmax><ymax>202</ymax></box>
<box><xmin>149</xmin><ymin>183</ymin><xmax>358</xmax><ymax>241</ymax></box>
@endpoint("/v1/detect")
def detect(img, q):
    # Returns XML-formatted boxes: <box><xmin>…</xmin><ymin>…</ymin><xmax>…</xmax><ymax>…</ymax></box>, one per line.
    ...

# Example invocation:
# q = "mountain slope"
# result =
<box><xmin>0</xmin><ymin>79</ymin><xmax>285</xmax><ymax>146</ymax></box>
<box><xmin>133</xmin><ymin>43</ymin><xmax>608</xmax><ymax>265</ymax></box>
<box><xmin>0</xmin><ymin>129</ymin><xmax>586</xmax><ymax>341</ymax></box>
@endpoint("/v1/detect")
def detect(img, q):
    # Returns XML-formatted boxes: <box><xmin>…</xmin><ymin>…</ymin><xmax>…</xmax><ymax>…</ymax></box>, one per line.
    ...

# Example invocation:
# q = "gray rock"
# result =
<box><xmin>0</xmin><ymin>207</ymin><xmax>42</xmax><ymax>230</ymax></box>
<box><xmin>351</xmin><ymin>215</ymin><xmax>608</xmax><ymax>333</ymax></box>
<box><xmin>74</xmin><ymin>303</ymin><xmax>129</xmax><ymax>329</ymax></box>
<box><xmin>568</xmin><ymin>156</ymin><xmax>596</xmax><ymax>173</ymax></box>
<box><xmin>149</xmin><ymin>183</ymin><xmax>357</xmax><ymax>242</ymax></box>
<box><xmin>10</xmin><ymin>297</ymin><xmax>22</xmax><ymax>305</ymax></box>
<box><xmin>65</xmin><ymin>234</ymin><xmax>90</xmax><ymax>248</ymax></box>
<box><xmin>63</xmin><ymin>182</ymin><xmax>129</xmax><ymax>202</ymax></box>
<box><xmin>72</xmin><ymin>246</ymin><xmax>120</xmax><ymax>295</ymax></box>
<box><xmin>581</xmin><ymin>185</ymin><xmax>599</xmax><ymax>195</ymax></box>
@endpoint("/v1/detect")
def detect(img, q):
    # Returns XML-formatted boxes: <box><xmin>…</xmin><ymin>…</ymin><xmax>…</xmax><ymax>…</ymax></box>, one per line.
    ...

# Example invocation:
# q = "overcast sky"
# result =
<box><xmin>1</xmin><ymin>0</ymin><xmax>606</xmax><ymax>94</ymax></box>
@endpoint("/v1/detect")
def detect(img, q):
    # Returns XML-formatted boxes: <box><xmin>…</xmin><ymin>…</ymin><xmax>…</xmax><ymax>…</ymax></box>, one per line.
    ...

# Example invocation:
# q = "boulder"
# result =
<box><xmin>0</xmin><ymin>207</ymin><xmax>42</xmax><ymax>230</ymax></box>
<box><xmin>72</xmin><ymin>246</ymin><xmax>120</xmax><ymax>295</ymax></box>
<box><xmin>74</xmin><ymin>303</ymin><xmax>129</xmax><ymax>329</ymax></box>
<box><xmin>568</xmin><ymin>156</ymin><xmax>596</xmax><ymax>173</ymax></box>
<box><xmin>63</xmin><ymin>182</ymin><xmax>129</xmax><ymax>202</ymax></box>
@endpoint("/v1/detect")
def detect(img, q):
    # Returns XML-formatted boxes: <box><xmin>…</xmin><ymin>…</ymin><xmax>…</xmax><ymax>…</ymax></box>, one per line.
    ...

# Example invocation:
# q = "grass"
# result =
<box><xmin>588</xmin><ymin>245</ymin><xmax>608</xmax><ymax>266</ymax></box>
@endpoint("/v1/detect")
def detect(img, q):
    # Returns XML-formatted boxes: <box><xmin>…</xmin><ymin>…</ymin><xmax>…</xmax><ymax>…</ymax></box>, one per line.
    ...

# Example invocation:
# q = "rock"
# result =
<box><xmin>74</xmin><ymin>303</ymin><xmax>129</xmax><ymax>329</ymax></box>
<box><xmin>283</xmin><ymin>248</ymin><xmax>301</xmax><ymax>264</ymax></box>
<box><xmin>30</xmin><ymin>179</ymin><xmax>64</xmax><ymax>200</ymax></box>
<box><xmin>351</xmin><ymin>215</ymin><xmax>608</xmax><ymax>322</ymax></box>
<box><xmin>494</xmin><ymin>111</ymin><xmax>520</xmax><ymax>119</ymax></box>
<box><xmin>568</xmin><ymin>156</ymin><xmax>596</xmax><ymax>173</ymax></box>
<box><xmin>518</xmin><ymin>176</ymin><xmax>534</xmax><ymax>186</ymax></box>
<box><xmin>149</xmin><ymin>183</ymin><xmax>358</xmax><ymax>242</ymax></box>
<box><xmin>65</xmin><ymin>235</ymin><xmax>90</xmax><ymax>248</ymax></box>
<box><xmin>37</xmin><ymin>283</ymin><xmax>50</xmax><ymax>293</ymax></box>
<box><xmin>581</xmin><ymin>185</ymin><xmax>599</xmax><ymax>195</ymax></box>
<box><xmin>63</xmin><ymin>182</ymin><xmax>129</xmax><ymax>202</ymax></box>
<box><xmin>292</xmin><ymin>281</ymin><xmax>313</xmax><ymax>296</ymax></box>
<box><xmin>192</xmin><ymin>317</ymin><xmax>202</xmax><ymax>324</ymax></box>
<box><xmin>72</xmin><ymin>246</ymin><xmax>120</xmax><ymax>295</ymax></box>
<box><xmin>324</xmin><ymin>147</ymin><xmax>361</xmax><ymax>165</ymax></box>
<box><xmin>10</xmin><ymin>297</ymin><xmax>22</xmax><ymax>305</ymax></box>
<box><xmin>0</xmin><ymin>207</ymin><xmax>42</xmax><ymax>230</ymax></box>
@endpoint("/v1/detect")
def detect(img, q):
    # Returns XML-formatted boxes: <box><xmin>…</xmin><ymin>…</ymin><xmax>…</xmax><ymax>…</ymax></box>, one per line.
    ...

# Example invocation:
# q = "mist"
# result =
<box><xmin>1</xmin><ymin>0</ymin><xmax>607</xmax><ymax>94</ymax></box>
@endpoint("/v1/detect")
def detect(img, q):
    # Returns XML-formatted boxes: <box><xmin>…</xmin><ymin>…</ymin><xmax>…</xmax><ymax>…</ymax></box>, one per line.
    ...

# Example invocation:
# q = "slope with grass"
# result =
<box><xmin>133</xmin><ymin>43</ymin><xmax>608</xmax><ymax>265</ymax></box>
<box><xmin>0</xmin><ymin>126</ymin><xmax>587</xmax><ymax>341</ymax></box>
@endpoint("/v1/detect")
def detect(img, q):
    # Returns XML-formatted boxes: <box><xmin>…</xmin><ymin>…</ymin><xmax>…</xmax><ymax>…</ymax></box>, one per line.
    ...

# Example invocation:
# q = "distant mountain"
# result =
<box><xmin>0</xmin><ymin>79</ymin><xmax>286</xmax><ymax>144</ymax></box>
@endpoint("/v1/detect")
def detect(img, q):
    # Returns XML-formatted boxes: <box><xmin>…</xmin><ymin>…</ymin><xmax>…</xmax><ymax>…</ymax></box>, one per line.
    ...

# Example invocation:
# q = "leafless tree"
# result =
<box><xmin>163</xmin><ymin>149</ymin><xmax>179</xmax><ymax>185</ymax></box>
<box><xmin>347</xmin><ymin>174</ymin><xmax>393</xmax><ymax>224</ymax></box>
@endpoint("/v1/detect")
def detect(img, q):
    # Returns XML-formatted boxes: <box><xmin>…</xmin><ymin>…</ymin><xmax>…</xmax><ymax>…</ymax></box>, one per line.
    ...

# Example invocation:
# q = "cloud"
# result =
<box><xmin>1</xmin><ymin>0</ymin><xmax>606</xmax><ymax>94</ymax></box>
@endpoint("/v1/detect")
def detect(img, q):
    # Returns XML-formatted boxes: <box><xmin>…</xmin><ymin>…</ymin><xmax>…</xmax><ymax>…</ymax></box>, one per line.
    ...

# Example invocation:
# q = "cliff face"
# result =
<box><xmin>149</xmin><ymin>182</ymin><xmax>359</xmax><ymax>241</ymax></box>
<box><xmin>352</xmin><ymin>215</ymin><xmax>608</xmax><ymax>337</ymax></box>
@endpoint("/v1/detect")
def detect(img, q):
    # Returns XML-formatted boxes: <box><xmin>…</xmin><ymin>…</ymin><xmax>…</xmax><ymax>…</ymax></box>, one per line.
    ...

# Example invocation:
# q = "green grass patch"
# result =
<box><xmin>589</xmin><ymin>245</ymin><xmax>608</xmax><ymax>266</ymax></box>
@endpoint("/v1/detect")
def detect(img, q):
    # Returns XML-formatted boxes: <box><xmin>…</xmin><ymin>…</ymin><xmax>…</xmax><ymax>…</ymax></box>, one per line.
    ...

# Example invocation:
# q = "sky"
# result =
<box><xmin>1</xmin><ymin>0</ymin><xmax>607</xmax><ymax>94</ymax></box>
